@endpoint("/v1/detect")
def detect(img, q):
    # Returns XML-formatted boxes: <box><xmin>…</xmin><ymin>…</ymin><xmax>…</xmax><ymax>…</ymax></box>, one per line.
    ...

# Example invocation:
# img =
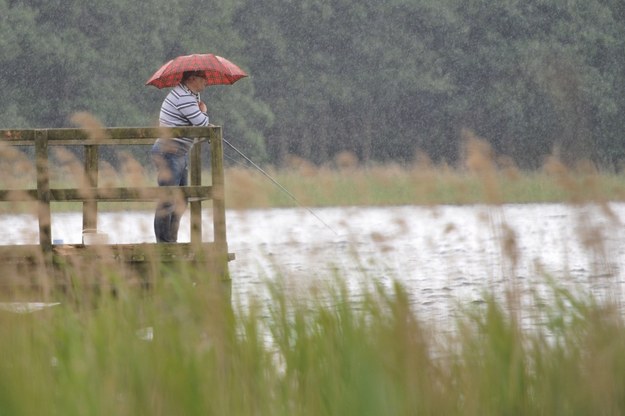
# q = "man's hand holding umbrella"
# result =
<box><xmin>198</xmin><ymin>100</ymin><xmax>207</xmax><ymax>113</ymax></box>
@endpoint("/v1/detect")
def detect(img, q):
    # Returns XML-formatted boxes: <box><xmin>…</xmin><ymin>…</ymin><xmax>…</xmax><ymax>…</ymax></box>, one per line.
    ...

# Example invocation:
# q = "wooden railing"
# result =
<box><xmin>0</xmin><ymin>126</ymin><xmax>231</xmax><ymax>281</ymax></box>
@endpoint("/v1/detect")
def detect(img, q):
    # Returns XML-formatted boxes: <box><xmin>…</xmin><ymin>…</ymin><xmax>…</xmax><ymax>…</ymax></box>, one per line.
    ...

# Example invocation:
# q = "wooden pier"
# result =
<box><xmin>0</xmin><ymin>126</ymin><xmax>234</xmax><ymax>298</ymax></box>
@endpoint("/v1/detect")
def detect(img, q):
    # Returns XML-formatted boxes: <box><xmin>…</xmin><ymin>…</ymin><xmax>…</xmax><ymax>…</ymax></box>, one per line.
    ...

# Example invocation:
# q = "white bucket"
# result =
<box><xmin>82</xmin><ymin>229</ymin><xmax>109</xmax><ymax>245</ymax></box>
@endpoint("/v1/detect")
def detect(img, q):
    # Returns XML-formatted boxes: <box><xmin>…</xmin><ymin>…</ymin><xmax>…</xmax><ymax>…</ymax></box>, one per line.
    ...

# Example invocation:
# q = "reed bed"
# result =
<box><xmin>2</xmin><ymin>135</ymin><xmax>625</xmax><ymax>213</ymax></box>
<box><xmin>225</xmin><ymin>147</ymin><xmax>625</xmax><ymax>209</ymax></box>
<box><xmin>1</xmin><ymin>268</ymin><xmax>624</xmax><ymax>415</ymax></box>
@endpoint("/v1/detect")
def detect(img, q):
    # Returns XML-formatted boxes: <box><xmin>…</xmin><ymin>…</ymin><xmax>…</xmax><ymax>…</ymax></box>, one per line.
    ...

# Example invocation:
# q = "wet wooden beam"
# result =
<box><xmin>83</xmin><ymin>142</ymin><xmax>98</xmax><ymax>233</ymax></box>
<box><xmin>210</xmin><ymin>127</ymin><xmax>227</xmax><ymax>249</ymax></box>
<box><xmin>190</xmin><ymin>139</ymin><xmax>203</xmax><ymax>245</ymax></box>
<box><xmin>0</xmin><ymin>244</ymin><xmax>235</xmax><ymax>264</ymax></box>
<box><xmin>35</xmin><ymin>130</ymin><xmax>51</xmax><ymax>251</ymax></box>
<box><xmin>0</xmin><ymin>186</ymin><xmax>213</xmax><ymax>202</ymax></box>
<box><xmin>0</xmin><ymin>127</ymin><xmax>214</xmax><ymax>145</ymax></box>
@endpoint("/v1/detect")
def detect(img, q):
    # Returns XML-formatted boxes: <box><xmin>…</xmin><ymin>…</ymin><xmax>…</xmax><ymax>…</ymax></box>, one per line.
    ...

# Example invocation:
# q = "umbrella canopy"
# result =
<box><xmin>146</xmin><ymin>53</ymin><xmax>247</xmax><ymax>89</ymax></box>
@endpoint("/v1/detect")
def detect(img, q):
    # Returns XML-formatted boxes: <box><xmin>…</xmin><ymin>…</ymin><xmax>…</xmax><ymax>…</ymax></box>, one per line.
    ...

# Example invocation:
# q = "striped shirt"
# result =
<box><xmin>158</xmin><ymin>83</ymin><xmax>209</xmax><ymax>150</ymax></box>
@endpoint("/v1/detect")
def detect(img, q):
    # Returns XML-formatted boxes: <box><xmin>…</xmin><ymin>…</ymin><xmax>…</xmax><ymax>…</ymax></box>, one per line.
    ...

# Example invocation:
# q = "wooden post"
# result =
<box><xmin>190</xmin><ymin>140</ymin><xmax>202</xmax><ymax>245</ymax></box>
<box><xmin>35</xmin><ymin>129</ymin><xmax>52</xmax><ymax>298</ymax></box>
<box><xmin>83</xmin><ymin>144</ymin><xmax>98</xmax><ymax>235</ymax></box>
<box><xmin>35</xmin><ymin>129</ymin><xmax>51</xmax><ymax>251</ymax></box>
<box><xmin>210</xmin><ymin>127</ymin><xmax>229</xmax><ymax>280</ymax></box>
<box><xmin>210</xmin><ymin>128</ymin><xmax>227</xmax><ymax>248</ymax></box>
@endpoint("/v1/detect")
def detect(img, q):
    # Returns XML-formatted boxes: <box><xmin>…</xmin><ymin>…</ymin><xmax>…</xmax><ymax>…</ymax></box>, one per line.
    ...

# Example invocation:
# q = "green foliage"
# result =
<box><xmin>2</xmin><ymin>0</ymin><xmax>625</xmax><ymax>168</ymax></box>
<box><xmin>223</xmin><ymin>165</ymin><xmax>625</xmax><ymax>209</ymax></box>
<box><xmin>2</xmin><ymin>270</ymin><xmax>625</xmax><ymax>414</ymax></box>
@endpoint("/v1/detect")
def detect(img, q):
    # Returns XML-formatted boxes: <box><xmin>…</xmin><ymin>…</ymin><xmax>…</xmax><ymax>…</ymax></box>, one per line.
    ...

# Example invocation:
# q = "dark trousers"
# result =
<box><xmin>150</xmin><ymin>141</ymin><xmax>189</xmax><ymax>243</ymax></box>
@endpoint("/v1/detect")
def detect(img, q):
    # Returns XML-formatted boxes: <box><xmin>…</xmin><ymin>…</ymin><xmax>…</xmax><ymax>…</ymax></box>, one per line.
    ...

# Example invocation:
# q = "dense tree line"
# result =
<box><xmin>2</xmin><ymin>0</ymin><xmax>624</xmax><ymax>169</ymax></box>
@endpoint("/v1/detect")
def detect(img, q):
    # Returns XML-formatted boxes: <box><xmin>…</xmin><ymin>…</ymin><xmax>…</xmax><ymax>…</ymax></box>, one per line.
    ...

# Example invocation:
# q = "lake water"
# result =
<box><xmin>2</xmin><ymin>203</ymin><xmax>624</xmax><ymax>321</ymax></box>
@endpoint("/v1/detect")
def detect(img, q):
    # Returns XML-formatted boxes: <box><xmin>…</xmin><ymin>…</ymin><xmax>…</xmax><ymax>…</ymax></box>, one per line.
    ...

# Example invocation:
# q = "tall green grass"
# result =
<box><xmin>1</xmin><ymin>269</ymin><xmax>625</xmax><ymax>415</ymax></box>
<box><xmin>225</xmin><ymin>152</ymin><xmax>625</xmax><ymax>209</ymax></box>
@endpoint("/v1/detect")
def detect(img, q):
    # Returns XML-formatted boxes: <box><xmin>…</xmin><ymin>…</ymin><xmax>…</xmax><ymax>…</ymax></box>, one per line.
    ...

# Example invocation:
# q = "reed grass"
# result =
<box><xmin>3</xmin><ymin>134</ymin><xmax>625</xmax><ymax>213</ymax></box>
<box><xmin>225</xmin><ymin>152</ymin><xmax>625</xmax><ymax>209</ymax></box>
<box><xmin>1</xmin><ymin>268</ymin><xmax>625</xmax><ymax>415</ymax></box>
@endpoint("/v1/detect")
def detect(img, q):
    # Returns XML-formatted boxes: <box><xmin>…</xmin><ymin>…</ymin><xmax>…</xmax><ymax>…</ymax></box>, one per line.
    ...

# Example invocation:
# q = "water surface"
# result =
<box><xmin>3</xmin><ymin>203</ymin><xmax>624</xmax><ymax>321</ymax></box>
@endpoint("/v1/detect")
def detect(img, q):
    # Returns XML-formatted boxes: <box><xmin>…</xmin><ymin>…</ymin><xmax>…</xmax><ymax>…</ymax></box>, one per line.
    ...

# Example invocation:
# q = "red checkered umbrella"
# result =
<box><xmin>145</xmin><ymin>53</ymin><xmax>248</xmax><ymax>89</ymax></box>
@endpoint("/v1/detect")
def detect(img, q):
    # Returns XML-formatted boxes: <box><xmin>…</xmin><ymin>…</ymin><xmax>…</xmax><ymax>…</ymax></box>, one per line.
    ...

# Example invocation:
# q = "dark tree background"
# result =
<box><xmin>2</xmin><ymin>0</ymin><xmax>624</xmax><ymax>169</ymax></box>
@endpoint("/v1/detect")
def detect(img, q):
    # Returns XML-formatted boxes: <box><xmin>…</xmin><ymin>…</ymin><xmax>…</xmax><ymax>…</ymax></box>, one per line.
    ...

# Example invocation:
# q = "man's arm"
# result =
<box><xmin>179</xmin><ymin>96</ymin><xmax>209</xmax><ymax>126</ymax></box>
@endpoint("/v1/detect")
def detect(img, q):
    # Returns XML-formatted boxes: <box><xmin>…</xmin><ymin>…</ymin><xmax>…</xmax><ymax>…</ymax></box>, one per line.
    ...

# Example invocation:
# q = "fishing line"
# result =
<box><xmin>222</xmin><ymin>137</ymin><xmax>339</xmax><ymax>236</ymax></box>
<box><xmin>223</xmin><ymin>151</ymin><xmax>248</xmax><ymax>168</ymax></box>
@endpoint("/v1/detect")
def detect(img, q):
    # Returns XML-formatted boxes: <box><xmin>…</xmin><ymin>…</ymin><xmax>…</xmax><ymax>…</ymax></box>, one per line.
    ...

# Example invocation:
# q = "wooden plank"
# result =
<box><xmin>0</xmin><ymin>129</ymin><xmax>36</xmax><ymax>142</ymax></box>
<box><xmin>0</xmin><ymin>186</ymin><xmax>212</xmax><ymax>202</ymax></box>
<box><xmin>208</xmin><ymin>129</ymin><xmax>230</xmax><ymax>278</ymax></box>
<box><xmin>210</xmin><ymin>128</ymin><xmax>227</xmax><ymax>249</ymax></box>
<box><xmin>0</xmin><ymin>127</ymin><xmax>215</xmax><ymax>145</ymax></box>
<box><xmin>34</xmin><ymin>130</ymin><xmax>53</xmax><ymax>297</ymax></box>
<box><xmin>190</xmin><ymin>141</ymin><xmax>202</xmax><ymax>245</ymax></box>
<box><xmin>0</xmin><ymin>243</ymin><xmax>235</xmax><ymax>263</ymax></box>
<box><xmin>35</xmin><ymin>130</ymin><xmax>51</xmax><ymax>251</ymax></box>
<box><xmin>0</xmin><ymin>190</ymin><xmax>38</xmax><ymax>201</ymax></box>
<box><xmin>0</xmin><ymin>245</ymin><xmax>42</xmax><ymax>260</ymax></box>
<box><xmin>53</xmin><ymin>186</ymin><xmax>213</xmax><ymax>202</ymax></box>
<box><xmin>83</xmin><ymin>144</ymin><xmax>98</xmax><ymax>232</ymax></box>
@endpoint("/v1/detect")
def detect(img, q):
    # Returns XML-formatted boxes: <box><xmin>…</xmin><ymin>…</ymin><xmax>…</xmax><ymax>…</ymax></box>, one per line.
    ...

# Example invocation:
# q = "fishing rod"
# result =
<box><xmin>222</xmin><ymin>137</ymin><xmax>339</xmax><ymax>236</ymax></box>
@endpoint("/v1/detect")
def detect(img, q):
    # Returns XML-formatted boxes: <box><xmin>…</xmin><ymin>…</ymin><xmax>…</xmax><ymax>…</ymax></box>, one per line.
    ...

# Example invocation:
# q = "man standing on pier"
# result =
<box><xmin>145</xmin><ymin>53</ymin><xmax>247</xmax><ymax>243</ymax></box>
<box><xmin>150</xmin><ymin>71</ymin><xmax>209</xmax><ymax>243</ymax></box>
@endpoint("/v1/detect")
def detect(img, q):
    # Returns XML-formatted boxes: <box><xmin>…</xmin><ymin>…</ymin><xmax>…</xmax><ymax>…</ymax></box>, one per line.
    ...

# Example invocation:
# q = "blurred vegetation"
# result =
<box><xmin>225</xmin><ymin>156</ymin><xmax>625</xmax><ymax>209</ymax></box>
<box><xmin>1</xmin><ymin>267</ymin><xmax>625</xmax><ymax>415</ymax></box>
<box><xmin>2</xmin><ymin>133</ymin><xmax>625</xmax><ymax>213</ymax></box>
<box><xmin>2</xmin><ymin>0</ymin><xmax>625</xmax><ymax>169</ymax></box>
